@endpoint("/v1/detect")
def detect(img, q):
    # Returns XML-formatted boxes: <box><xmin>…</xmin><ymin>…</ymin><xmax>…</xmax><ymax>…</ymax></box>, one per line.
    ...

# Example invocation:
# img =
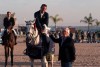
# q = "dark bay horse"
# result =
<box><xmin>2</xmin><ymin>26</ymin><xmax>16</xmax><ymax>67</ymax></box>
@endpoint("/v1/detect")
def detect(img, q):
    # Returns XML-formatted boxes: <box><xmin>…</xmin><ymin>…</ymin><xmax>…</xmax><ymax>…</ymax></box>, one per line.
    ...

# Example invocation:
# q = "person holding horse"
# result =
<box><xmin>2</xmin><ymin>11</ymin><xmax>17</xmax><ymax>45</ymax></box>
<box><xmin>50</xmin><ymin>28</ymin><xmax>76</xmax><ymax>67</ymax></box>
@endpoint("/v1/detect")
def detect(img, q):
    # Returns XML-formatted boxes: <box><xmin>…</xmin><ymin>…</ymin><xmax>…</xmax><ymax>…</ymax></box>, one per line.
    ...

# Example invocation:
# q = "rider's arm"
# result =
<box><xmin>45</xmin><ymin>13</ymin><xmax>49</xmax><ymax>26</ymax></box>
<box><xmin>3</xmin><ymin>17</ymin><xmax>7</xmax><ymax>28</ymax></box>
<box><xmin>34</xmin><ymin>12</ymin><xmax>42</xmax><ymax>30</ymax></box>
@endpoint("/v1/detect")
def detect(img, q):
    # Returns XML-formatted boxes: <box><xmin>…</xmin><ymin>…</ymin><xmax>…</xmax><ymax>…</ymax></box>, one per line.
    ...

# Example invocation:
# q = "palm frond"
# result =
<box><xmin>50</xmin><ymin>14</ymin><xmax>63</xmax><ymax>29</ymax></box>
<box><xmin>84</xmin><ymin>16</ymin><xmax>88</xmax><ymax>20</ymax></box>
<box><xmin>90</xmin><ymin>19</ymin><xmax>96</xmax><ymax>22</ymax></box>
<box><xmin>89</xmin><ymin>22</ymin><xmax>92</xmax><ymax>26</ymax></box>
<box><xmin>50</xmin><ymin>16</ymin><xmax>56</xmax><ymax>22</ymax></box>
<box><xmin>11</xmin><ymin>12</ymin><xmax>15</xmax><ymax>17</ymax></box>
<box><xmin>55</xmin><ymin>14</ymin><xmax>59</xmax><ymax>18</ymax></box>
<box><xmin>80</xmin><ymin>20</ymin><xmax>88</xmax><ymax>23</ymax></box>
<box><xmin>57</xmin><ymin>18</ymin><xmax>63</xmax><ymax>22</ymax></box>
<box><xmin>49</xmin><ymin>16</ymin><xmax>54</xmax><ymax>19</ymax></box>
<box><xmin>80</xmin><ymin>13</ymin><xmax>96</xmax><ymax>31</ymax></box>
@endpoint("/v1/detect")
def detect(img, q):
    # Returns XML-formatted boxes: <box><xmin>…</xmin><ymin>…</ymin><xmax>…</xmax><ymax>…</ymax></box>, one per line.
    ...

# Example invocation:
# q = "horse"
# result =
<box><xmin>25</xmin><ymin>20</ymin><xmax>50</xmax><ymax>67</ymax></box>
<box><xmin>2</xmin><ymin>25</ymin><xmax>16</xmax><ymax>67</ymax></box>
<box><xmin>25</xmin><ymin>21</ymin><xmax>48</xmax><ymax>67</ymax></box>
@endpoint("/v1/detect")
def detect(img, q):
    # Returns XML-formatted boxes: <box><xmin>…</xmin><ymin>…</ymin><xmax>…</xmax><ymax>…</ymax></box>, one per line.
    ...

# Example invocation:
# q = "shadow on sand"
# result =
<box><xmin>0</xmin><ymin>55</ymin><xmax>60</xmax><ymax>67</ymax></box>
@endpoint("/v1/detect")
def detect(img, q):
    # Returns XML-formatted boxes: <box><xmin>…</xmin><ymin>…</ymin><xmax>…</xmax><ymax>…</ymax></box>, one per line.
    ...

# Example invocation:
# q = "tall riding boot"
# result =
<box><xmin>12</xmin><ymin>30</ymin><xmax>17</xmax><ymax>45</ymax></box>
<box><xmin>15</xmin><ymin>36</ymin><xmax>17</xmax><ymax>45</ymax></box>
<box><xmin>1</xmin><ymin>30</ymin><xmax>7</xmax><ymax>45</ymax></box>
<box><xmin>1</xmin><ymin>35</ymin><xmax>5</xmax><ymax>45</ymax></box>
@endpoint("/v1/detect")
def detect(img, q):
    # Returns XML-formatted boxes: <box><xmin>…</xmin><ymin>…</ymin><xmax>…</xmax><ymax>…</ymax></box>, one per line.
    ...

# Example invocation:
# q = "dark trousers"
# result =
<box><xmin>61</xmin><ymin>61</ymin><xmax>72</xmax><ymax>67</ymax></box>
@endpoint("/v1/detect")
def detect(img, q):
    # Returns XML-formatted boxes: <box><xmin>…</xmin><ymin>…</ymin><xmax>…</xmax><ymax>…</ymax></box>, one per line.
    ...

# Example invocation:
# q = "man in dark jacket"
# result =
<box><xmin>34</xmin><ymin>4</ymin><xmax>49</xmax><ymax>67</ymax></box>
<box><xmin>34</xmin><ymin>4</ymin><xmax>49</xmax><ymax>33</ymax></box>
<box><xmin>2</xmin><ymin>11</ymin><xmax>17</xmax><ymax>45</ymax></box>
<box><xmin>34</xmin><ymin>4</ymin><xmax>49</xmax><ymax>49</ymax></box>
<box><xmin>50</xmin><ymin>28</ymin><xmax>76</xmax><ymax>67</ymax></box>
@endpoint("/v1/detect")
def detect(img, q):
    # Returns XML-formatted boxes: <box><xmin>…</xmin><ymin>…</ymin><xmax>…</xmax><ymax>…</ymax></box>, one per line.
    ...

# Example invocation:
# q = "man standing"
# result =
<box><xmin>50</xmin><ymin>28</ymin><xmax>76</xmax><ymax>67</ymax></box>
<box><xmin>2</xmin><ymin>11</ymin><xmax>17</xmax><ymax>45</ymax></box>
<box><xmin>34</xmin><ymin>4</ymin><xmax>49</xmax><ymax>33</ymax></box>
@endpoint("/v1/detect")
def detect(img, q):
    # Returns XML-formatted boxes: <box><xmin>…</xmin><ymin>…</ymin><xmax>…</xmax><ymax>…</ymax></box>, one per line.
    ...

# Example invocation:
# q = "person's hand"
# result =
<box><xmin>48</xmin><ymin>31</ymin><xmax>52</xmax><ymax>35</ymax></box>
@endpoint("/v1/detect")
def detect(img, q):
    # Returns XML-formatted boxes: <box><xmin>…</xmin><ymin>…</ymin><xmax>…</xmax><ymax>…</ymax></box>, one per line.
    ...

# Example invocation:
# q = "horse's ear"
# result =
<box><xmin>31</xmin><ymin>19</ymin><xmax>36</xmax><ymax>24</ymax></box>
<box><xmin>25</xmin><ymin>21</ymin><xmax>28</xmax><ymax>24</ymax></box>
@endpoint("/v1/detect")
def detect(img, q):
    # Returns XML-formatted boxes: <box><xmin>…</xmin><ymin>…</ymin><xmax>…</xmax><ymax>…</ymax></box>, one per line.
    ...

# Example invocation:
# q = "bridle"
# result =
<box><xmin>26</xmin><ymin>23</ymin><xmax>39</xmax><ymax>44</ymax></box>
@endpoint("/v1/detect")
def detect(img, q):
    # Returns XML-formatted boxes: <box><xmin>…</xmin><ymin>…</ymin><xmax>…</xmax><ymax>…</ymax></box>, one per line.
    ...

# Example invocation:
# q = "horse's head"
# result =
<box><xmin>25</xmin><ymin>20</ymin><xmax>38</xmax><ymax>38</ymax></box>
<box><xmin>25</xmin><ymin>20</ymin><xmax>40</xmax><ymax>45</ymax></box>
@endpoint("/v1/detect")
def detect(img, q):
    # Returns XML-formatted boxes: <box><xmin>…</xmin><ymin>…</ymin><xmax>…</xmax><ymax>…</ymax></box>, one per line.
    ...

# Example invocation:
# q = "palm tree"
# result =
<box><xmin>11</xmin><ymin>12</ymin><xmax>17</xmax><ymax>21</ymax></box>
<box><xmin>80</xmin><ymin>13</ymin><xmax>96</xmax><ymax>31</ymax></box>
<box><xmin>50</xmin><ymin>14</ymin><xmax>63</xmax><ymax>30</ymax></box>
<box><xmin>95</xmin><ymin>20</ymin><xmax>100</xmax><ymax>26</ymax></box>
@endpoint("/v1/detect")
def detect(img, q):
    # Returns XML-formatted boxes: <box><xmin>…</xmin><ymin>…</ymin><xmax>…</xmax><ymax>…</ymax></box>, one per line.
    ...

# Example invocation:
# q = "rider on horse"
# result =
<box><xmin>34</xmin><ymin>4</ymin><xmax>49</xmax><ymax>48</ymax></box>
<box><xmin>2</xmin><ymin>11</ymin><xmax>17</xmax><ymax>45</ymax></box>
<box><xmin>34</xmin><ymin>4</ymin><xmax>49</xmax><ymax>33</ymax></box>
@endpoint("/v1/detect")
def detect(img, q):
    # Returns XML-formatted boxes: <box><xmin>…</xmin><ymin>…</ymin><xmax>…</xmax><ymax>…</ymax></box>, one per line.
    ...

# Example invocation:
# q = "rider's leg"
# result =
<box><xmin>12</xmin><ymin>29</ymin><xmax>17</xmax><ymax>45</ymax></box>
<box><xmin>1</xmin><ymin>29</ymin><xmax>7</xmax><ymax>45</ymax></box>
<box><xmin>41</xmin><ymin>33</ymin><xmax>48</xmax><ymax>44</ymax></box>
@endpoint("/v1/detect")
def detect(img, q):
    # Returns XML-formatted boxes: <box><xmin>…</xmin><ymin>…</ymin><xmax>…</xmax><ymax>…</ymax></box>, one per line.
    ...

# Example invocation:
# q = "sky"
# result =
<box><xmin>0</xmin><ymin>0</ymin><xmax>100</xmax><ymax>26</ymax></box>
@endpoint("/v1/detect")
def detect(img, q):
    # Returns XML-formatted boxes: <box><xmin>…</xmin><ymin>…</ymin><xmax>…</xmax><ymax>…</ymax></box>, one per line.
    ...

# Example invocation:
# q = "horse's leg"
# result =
<box><xmin>4</xmin><ymin>46</ymin><xmax>9</xmax><ymax>67</ymax></box>
<box><xmin>8</xmin><ymin>47</ymin><xmax>9</xmax><ymax>57</ymax></box>
<box><xmin>47</xmin><ymin>54</ymin><xmax>54</xmax><ymax>67</ymax></box>
<box><xmin>30</xmin><ymin>58</ymin><xmax>34</xmax><ymax>67</ymax></box>
<box><xmin>51</xmin><ymin>54</ymin><xmax>54</xmax><ymax>67</ymax></box>
<box><xmin>41</xmin><ymin>56</ymin><xmax>48</xmax><ymax>67</ymax></box>
<box><xmin>11</xmin><ymin>47</ymin><xmax>14</xmax><ymax>66</ymax></box>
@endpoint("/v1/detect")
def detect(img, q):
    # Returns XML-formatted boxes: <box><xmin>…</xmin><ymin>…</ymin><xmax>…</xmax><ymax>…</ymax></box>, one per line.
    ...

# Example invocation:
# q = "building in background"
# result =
<box><xmin>0</xmin><ymin>14</ymin><xmax>6</xmax><ymax>30</ymax></box>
